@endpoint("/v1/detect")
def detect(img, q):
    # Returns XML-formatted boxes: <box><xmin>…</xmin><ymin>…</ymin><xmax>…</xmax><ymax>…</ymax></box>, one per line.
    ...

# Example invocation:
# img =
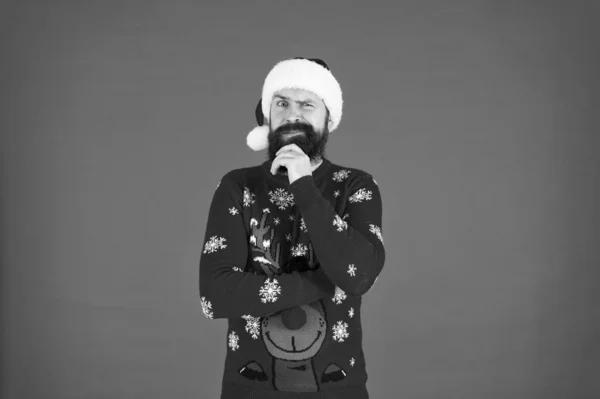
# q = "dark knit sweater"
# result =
<box><xmin>199</xmin><ymin>157</ymin><xmax>385</xmax><ymax>398</ymax></box>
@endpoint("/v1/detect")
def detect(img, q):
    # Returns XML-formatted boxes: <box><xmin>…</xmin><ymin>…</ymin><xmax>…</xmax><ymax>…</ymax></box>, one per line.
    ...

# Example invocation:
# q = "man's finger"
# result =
<box><xmin>276</xmin><ymin>144</ymin><xmax>304</xmax><ymax>156</ymax></box>
<box><xmin>271</xmin><ymin>150</ymin><xmax>305</xmax><ymax>174</ymax></box>
<box><xmin>283</xmin><ymin>143</ymin><xmax>303</xmax><ymax>153</ymax></box>
<box><xmin>270</xmin><ymin>158</ymin><xmax>289</xmax><ymax>174</ymax></box>
<box><xmin>273</xmin><ymin>153</ymin><xmax>298</xmax><ymax>161</ymax></box>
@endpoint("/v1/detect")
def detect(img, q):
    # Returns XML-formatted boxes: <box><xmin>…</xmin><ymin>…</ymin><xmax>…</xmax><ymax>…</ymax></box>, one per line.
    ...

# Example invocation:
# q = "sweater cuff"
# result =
<box><xmin>289</xmin><ymin>175</ymin><xmax>321</xmax><ymax>213</ymax></box>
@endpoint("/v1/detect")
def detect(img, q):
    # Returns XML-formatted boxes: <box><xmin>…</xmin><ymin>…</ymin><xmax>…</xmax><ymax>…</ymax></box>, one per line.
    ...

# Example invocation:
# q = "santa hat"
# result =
<box><xmin>246</xmin><ymin>57</ymin><xmax>343</xmax><ymax>151</ymax></box>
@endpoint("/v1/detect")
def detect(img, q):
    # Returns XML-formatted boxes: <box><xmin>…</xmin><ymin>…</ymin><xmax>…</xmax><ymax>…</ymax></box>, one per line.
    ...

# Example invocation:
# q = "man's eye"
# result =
<box><xmin>303</xmin><ymin>103</ymin><xmax>313</xmax><ymax>108</ymax></box>
<box><xmin>277</xmin><ymin>101</ymin><xmax>288</xmax><ymax>107</ymax></box>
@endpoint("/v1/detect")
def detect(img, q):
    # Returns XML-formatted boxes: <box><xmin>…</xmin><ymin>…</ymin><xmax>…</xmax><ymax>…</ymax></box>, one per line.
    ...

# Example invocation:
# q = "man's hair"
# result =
<box><xmin>294</xmin><ymin>57</ymin><xmax>331</xmax><ymax>71</ymax></box>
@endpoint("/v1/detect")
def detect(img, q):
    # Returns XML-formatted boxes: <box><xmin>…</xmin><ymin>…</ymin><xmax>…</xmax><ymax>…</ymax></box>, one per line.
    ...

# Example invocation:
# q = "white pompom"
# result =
<box><xmin>246</xmin><ymin>125</ymin><xmax>269</xmax><ymax>151</ymax></box>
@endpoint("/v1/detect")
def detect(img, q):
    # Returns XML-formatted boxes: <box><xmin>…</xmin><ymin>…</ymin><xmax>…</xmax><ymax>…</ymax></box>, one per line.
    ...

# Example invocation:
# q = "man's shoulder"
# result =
<box><xmin>218</xmin><ymin>162</ymin><xmax>264</xmax><ymax>185</ymax></box>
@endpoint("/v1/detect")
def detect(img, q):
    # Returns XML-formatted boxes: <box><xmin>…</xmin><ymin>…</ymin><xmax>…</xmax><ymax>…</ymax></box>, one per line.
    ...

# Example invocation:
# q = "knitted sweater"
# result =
<box><xmin>199</xmin><ymin>157</ymin><xmax>385</xmax><ymax>399</ymax></box>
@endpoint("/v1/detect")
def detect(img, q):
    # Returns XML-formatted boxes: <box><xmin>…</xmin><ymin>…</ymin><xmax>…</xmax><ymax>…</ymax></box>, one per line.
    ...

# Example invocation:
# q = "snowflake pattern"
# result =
<box><xmin>285</xmin><ymin>233</ymin><xmax>292</xmax><ymax>242</ymax></box>
<box><xmin>333</xmin><ymin>190</ymin><xmax>341</xmax><ymax>198</ymax></box>
<box><xmin>201</xmin><ymin>296</ymin><xmax>214</xmax><ymax>319</ymax></box>
<box><xmin>243</xmin><ymin>187</ymin><xmax>256</xmax><ymax>207</ymax></box>
<box><xmin>203</xmin><ymin>236</ymin><xmax>227</xmax><ymax>254</ymax></box>
<box><xmin>348</xmin><ymin>264</ymin><xmax>357</xmax><ymax>277</ymax></box>
<box><xmin>332</xmin><ymin>169</ymin><xmax>351</xmax><ymax>182</ymax></box>
<box><xmin>250</xmin><ymin>218</ymin><xmax>258</xmax><ymax>227</ymax></box>
<box><xmin>263</xmin><ymin>208</ymin><xmax>270</xmax><ymax>214</ymax></box>
<box><xmin>343</xmin><ymin>213</ymin><xmax>350</xmax><ymax>220</ymax></box>
<box><xmin>300</xmin><ymin>218</ymin><xmax>307</xmax><ymax>232</ymax></box>
<box><xmin>249</xmin><ymin>235</ymin><xmax>257</xmax><ymax>245</ymax></box>
<box><xmin>288</xmin><ymin>214</ymin><xmax>295</xmax><ymax>222</ymax></box>
<box><xmin>268</xmin><ymin>188</ymin><xmax>295</xmax><ymax>210</ymax></box>
<box><xmin>348</xmin><ymin>188</ymin><xmax>373</xmax><ymax>203</ymax></box>
<box><xmin>291</xmin><ymin>243</ymin><xmax>308</xmax><ymax>257</ymax></box>
<box><xmin>259</xmin><ymin>278</ymin><xmax>281</xmax><ymax>303</ymax></box>
<box><xmin>333</xmin><ymin>215</ymin><xmax>348</xmax><ymax>232</ymax></box>
<box><xmin>349</xmin><ymin>308</ymin><xmax>355</xmax><ymax>318</ymax></box>
<box><xmin>273</xmin><ymin>217</ymin><xmax>281</xmax><ymax>225</ymax></box>
<box><xmin>369</xmin><ymin>224</ymin><xmax>384</xmax><ymax>244</ymax></box>
<box><xmin>332</xmin><ymin>286</ymin><xmax>347</xmax><ymax>305</ymax></box>
<box><xmin>350</xmin><ymin>357</ymin><xmax>356</xmax><ymax>367</ymax></box>
<box><xmin>228</xmin><ymin>207</ymin><xmax>239</xmax><ymax>215</ymax></box>
<box><xmin>228</xmin><ymin>331</ymin><xmax>239</xmax><ymax>351</ymax></box>
<box><xmin>332</xmin><ymin>321</ymin><xmax>350</xmax><ymax>342</ymax></box>
<box><xmin>242</xmin><ymin>315</ymin><xmax>261</xmax><ymax>339</ymax></box>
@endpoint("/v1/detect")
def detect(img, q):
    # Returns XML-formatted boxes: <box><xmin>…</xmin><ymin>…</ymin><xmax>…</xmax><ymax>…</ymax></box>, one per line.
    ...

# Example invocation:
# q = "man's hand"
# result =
<box><xmin>270</xmin><ymin>144</ymin><xmax>312</xmax><ymax>184</ymax></box>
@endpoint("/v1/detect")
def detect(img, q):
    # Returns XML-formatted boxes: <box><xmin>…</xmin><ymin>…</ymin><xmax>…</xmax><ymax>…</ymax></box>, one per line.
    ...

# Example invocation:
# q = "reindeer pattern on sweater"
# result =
<box><xmin>199</xmin><ymin>158</ymin><xmax>385</xmax><ymax>398</ymax></box>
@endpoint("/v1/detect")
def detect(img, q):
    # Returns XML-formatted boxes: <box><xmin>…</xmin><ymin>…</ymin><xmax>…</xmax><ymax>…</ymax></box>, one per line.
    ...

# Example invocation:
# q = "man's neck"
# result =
<box><xmin>310</xmin><ymin>158</ymin><xmax>323</xmax><ymax>172</ymax></box>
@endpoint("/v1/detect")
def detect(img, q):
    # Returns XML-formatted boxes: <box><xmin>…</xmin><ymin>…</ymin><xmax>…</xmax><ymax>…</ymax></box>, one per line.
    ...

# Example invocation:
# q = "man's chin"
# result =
<box><xmin>270</xmin><ymin>143</ymin><xmax>309</xmax><ymax>160</ymax></box>
<box><xmin>279</xmin><ymin>135</ymin><xmax>308</xmax><ymax>147</ymax></box>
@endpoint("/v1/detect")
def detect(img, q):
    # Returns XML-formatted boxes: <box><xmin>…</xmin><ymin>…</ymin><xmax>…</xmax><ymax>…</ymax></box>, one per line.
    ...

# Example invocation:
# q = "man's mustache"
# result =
<box><xmin>273</xmin><ymin>122</ymin><xmax>315</xmax><ymax>136</ymax></box>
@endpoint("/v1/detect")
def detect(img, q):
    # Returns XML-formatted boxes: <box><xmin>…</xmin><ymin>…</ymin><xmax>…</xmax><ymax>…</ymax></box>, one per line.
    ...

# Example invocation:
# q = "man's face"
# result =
<box><xmin>267</xmin><ymin>88</ymin><xmax>329</xmax><ymax>163</ymax></box>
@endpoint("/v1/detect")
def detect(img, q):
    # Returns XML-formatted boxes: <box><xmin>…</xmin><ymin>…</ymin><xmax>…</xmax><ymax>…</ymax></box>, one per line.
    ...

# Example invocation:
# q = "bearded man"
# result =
<box><xmin>199</xmin><ymin>57</ymin><xmax>385</xmax><ymax>399</ymax></box>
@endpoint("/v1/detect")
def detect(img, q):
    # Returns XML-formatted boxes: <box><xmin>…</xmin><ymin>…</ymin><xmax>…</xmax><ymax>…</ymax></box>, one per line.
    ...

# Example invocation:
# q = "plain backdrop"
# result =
<box><xmin>1</xmin><ymin>1</ymin><xmax>599</xmax><ymax>398</ymax></box>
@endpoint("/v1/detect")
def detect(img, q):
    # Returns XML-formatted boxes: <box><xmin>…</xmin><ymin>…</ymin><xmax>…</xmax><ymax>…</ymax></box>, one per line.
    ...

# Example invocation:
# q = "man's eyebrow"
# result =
<box><xmin>273</xmin><ymin>95</ymin><xmax>314</xmax><ymax>104</ymax></box>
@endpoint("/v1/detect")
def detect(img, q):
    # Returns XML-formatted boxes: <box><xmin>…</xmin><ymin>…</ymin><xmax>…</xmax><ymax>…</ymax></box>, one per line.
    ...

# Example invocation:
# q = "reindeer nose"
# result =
<box><xmin>281</xmin><ymin>307</ymin><xmax>306</xmax><ymax>330</ymax></box>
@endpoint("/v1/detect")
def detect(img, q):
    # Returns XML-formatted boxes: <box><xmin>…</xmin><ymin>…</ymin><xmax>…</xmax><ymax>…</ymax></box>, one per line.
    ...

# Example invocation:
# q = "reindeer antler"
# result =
<box><xmin>250</xmin><ymin>211</ymin><xmax>282</xmax><ymax>277</ymax></box>
<box><xmin>307</xmin><ymin>241</ymin><xmax>319</xmax><ymax>270</ymax></box>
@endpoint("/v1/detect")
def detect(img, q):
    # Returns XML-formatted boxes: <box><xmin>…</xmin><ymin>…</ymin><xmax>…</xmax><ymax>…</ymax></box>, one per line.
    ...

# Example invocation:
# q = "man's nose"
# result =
<box><xmin>285</xmin><ymin>106</ymin><xmax>301</xmax><ymax>123</ymax></box>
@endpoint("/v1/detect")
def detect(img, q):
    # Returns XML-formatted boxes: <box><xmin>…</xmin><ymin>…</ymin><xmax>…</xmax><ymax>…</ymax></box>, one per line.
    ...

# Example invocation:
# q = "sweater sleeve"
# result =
<box><xmin>288</xmin><ymin>173</ymin><xmax>385</xmax><ymax>296</ymax></box>
<box><xmin>199</xmin><ymin>172</ymin><xmax>336</xmax><ymax>320</ymax></box>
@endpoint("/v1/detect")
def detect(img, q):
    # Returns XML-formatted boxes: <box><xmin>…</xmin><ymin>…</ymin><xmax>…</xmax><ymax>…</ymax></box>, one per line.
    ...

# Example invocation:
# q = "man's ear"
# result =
<box><xmin>255</xmin><ymin>99</ymin><xmax>264</xmax><ymax>125</ymax></box>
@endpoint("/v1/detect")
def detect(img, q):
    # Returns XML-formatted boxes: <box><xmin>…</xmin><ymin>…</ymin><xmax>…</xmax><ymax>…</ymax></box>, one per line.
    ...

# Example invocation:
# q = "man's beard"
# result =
<box><xmin>267</xmin><ymin>122</ymin><xmax>329</xmax><ymax>165</ymax></box>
